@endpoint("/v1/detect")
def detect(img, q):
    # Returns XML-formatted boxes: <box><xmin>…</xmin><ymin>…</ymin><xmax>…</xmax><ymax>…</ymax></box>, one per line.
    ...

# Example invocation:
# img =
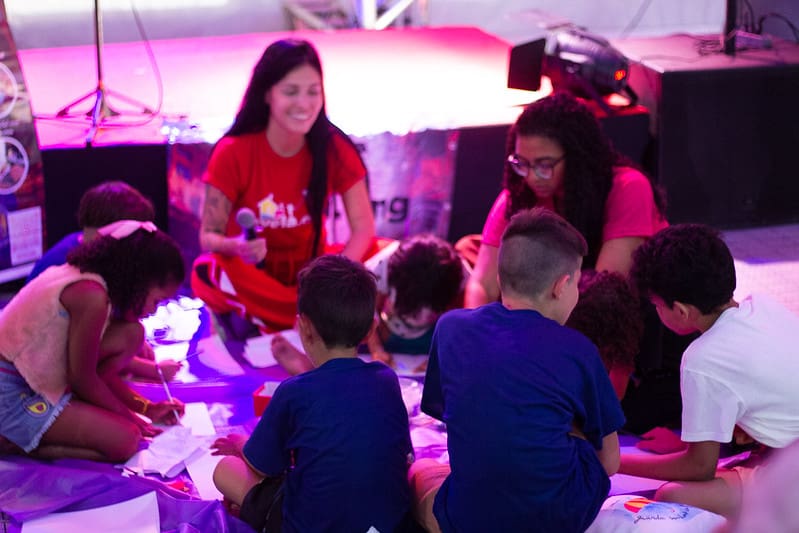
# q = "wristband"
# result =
<box><xmin>132</xmin><ymin>394</ymin><xmax>152</xmax><ymax>414</ymax></box>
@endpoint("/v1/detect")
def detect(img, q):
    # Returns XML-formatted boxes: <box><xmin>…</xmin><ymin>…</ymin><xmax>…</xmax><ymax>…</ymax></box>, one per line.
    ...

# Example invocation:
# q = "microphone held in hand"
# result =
<box><xmin>236</xmin><ymin>207</ymin><xmax>258</xmax><ymax>240</ymax></box>
<box><xmin>236</xmin><ymin>207</ymin><xmax>266</xmax><ymax>269</ymax></box>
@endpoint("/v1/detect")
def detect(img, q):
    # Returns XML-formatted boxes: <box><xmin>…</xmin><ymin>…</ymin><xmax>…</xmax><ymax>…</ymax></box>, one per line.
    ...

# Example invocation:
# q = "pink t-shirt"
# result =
<box><xmin>482</xmin><ymin>167</ymin><xmax>667</xmax><ymax>247</ymax></box>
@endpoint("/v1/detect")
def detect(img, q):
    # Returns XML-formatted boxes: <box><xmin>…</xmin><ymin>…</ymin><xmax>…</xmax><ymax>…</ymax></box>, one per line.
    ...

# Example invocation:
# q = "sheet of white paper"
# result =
<box><xmin>123</xmin><ymin>425</ymin><xmax>204</xmax><ymax>477</ymax></box>
<box><xmin>152</xmin><ymin>341</ymin><xmax>191</xmax><ymax>363</ymax></box>
<box><xmin>22</xmin><ymin>491</ymin><xmax>159</xmax><ymax>533</ymax></box>
<box><xmin>609</xmin><ymin>446</ymin><xmax>668</xmax><ymax>495</ymax></box>
<box><xmin>244</xmin><ymin>329</ymin><xmax>302</xmax><ymax>368</ymax></box>
<box><xmin>196</xmin><ymin>335</ymin><xmax>244</xmax><ymax>376</ymax></box>
<box><xmin>392</xmin><ymin>354</ymin><xmax>428</xmax><ymax>378</ymax></box>
<box><xmin>181</xmin><ymin>402</ymin><xmax>216</xmax><ymax>436</ymax></box>
<box><xmin>410</xmin><ymin>426</ymin><xmax>447</xmax><ymax>449</ymax></box>
<box><xmin>357</xmin><ymin>353</ymin><xmax>428</xmax><ymax>378</ymax></box>
<box><xmin>185</xmin><ymin>449</ymin><xmax>225</xmax><ymax>501</ymax></box>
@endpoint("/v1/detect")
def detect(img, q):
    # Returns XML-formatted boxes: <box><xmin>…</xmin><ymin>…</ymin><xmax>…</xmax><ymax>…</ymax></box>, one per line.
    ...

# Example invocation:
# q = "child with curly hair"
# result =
<box><xmin>26</xmin><ymin>180</ymin><xmax>182</xmax><ymax>383</ymax></box>
<box><xmin>272</xmin><ymin>234</ymin><xmax>468</xmax><ymax>375</ymax></box>
<box><xmin>0</xmin><ymin>221</ymin><xmax>185</xmax><ymax>462</ymax></box>
<box><xmin>365</xmin><ymin>233</ymin><xmax>468</xmax><ymax>368</ymax></box>
<box><xmin>566</xmin><ymin>270</ymin><xmax>644</xmax><ymax>400</ymax></box>
<box><xmin>619</xmin><ymin>224</ymin><xmax>799</xmax><ymax>518</ymax></box>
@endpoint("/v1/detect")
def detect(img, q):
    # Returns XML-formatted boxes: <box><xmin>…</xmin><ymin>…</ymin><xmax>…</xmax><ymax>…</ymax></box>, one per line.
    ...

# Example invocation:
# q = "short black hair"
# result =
<box><xmin>499</xmin><ymin>207</ymin><xmax>587</xmax><ymax>298</ymax></box>
<box><xmin>77</xmin><ymin>181</ymin><xmax>155</xmax><ymax>229</ymax></box>
<box><xmin>567</xmin><ymin>270</ymin><xmax>643</xmax><ymax>371</ymax></box>
<box><xmin>68</xmin><ymin>228</ymin><xmax>185</xmax><ymax>318</ymax></box>
<box><xmin>297</xmin><ymin>255</ymin><xmax>376</xmax><ymax>349</ymax></box>
<box><xmin>630</xmin><ymin>224</ymin><xmax>736</xmax><ymax>314</ymax></box>
<box><xmin>387</xmin><ymin>234</ymin><xmax>464</xmax><ymax>317</ymax></box>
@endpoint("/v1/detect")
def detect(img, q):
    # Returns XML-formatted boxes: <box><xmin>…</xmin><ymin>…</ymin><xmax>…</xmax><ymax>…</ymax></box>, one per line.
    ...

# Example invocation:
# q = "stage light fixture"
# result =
<box><xmin>508</xmin><ymin>26</ymin><xmax>637</xmax><ymax>113</ymax></box>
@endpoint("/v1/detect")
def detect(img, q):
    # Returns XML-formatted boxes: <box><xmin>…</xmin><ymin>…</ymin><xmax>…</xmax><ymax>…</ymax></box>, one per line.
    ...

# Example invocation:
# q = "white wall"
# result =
<box><xmin>2</xmin><ymin>0</ymin><xmax>796</xmax><ymax>49</ymax></box>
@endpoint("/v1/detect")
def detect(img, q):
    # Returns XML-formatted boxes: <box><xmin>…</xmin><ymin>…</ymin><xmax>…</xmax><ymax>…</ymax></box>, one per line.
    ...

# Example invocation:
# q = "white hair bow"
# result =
<box><xmin>97</xmin><ymin>220</ymin><xmax>158</xmax><ymax>239</ymax></box>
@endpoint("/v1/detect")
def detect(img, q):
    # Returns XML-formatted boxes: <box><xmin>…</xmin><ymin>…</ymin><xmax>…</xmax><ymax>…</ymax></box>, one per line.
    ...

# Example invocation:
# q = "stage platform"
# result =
<box><xmin>17</xmin><ymin>26</ymin><xmax>650</xmax><ymax>252</ymax></box>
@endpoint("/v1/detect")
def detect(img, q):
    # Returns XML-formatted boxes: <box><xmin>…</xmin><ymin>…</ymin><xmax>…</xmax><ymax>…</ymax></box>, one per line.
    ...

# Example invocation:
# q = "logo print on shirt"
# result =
<box><xmin>258</xmin><ymin>193</ymin><xmax>310</xmax><ymax>228</ymax></box>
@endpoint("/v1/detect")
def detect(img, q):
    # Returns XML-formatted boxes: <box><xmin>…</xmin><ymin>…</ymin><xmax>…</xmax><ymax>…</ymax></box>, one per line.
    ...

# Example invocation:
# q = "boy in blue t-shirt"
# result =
<box><xmin>411</xmin><ymin>208</ymin><xmax>625</xmax><ymax>532</ymax></box>
<box><xmin>211</xmin><ymin>255</ymin><xmax>413</xmax><ymax>533</ymax></box>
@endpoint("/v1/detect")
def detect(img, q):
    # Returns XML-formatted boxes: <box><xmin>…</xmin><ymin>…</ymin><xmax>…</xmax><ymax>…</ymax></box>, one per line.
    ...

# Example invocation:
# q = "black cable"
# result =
<box><xmin>122</xmin><ymin>0</ymin><xmax>164</xmax><ymax>126</ymax></box>
<box><xmin>758</xmin><ymin>12</ymin><xmax>799</xmax><ymax>43</ymax></box>
<box><xmin>619</xmin><ymin>0</ymin><xmax>654</xmax><ymax>39</ymax></box>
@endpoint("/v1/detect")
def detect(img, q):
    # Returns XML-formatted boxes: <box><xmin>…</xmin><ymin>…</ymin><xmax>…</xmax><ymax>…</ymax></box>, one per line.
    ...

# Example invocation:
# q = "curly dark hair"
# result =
<box><xmin>387</xmin><ymin>234</ymin><xmax>464</xmax><ymax>318</ymax></box>
<box><xmin>503</xmin><ymin>91</ymin><xmax>665</xmax><ymax>268</ymax></box>
<box><xmin>297</xmin><ymin>255</ymin><xmax>376</xmax><ymax>349</ymax></box>
<box><xmin>630</xmin><ymin>224</ymin><xmax>736</xmax><ymax>314</ymax></box>
<box><xmin>567</xmin><ymin>270</ymin><xmax>643</xmax><ymax>371</ymax></box>
<box><xmin>223</xmin><ymin>38</ymin><xmax>367</xmax><ymax>258</ymax></box>
<box><xmin>77</xmin><ymin>181</ymin><xmax>155</xmax><ymax>229</ymax></box>
<box><xmin>67</xmin><ymin>229</ymin><xmax>185</xmax><ymax>318</ymax></box>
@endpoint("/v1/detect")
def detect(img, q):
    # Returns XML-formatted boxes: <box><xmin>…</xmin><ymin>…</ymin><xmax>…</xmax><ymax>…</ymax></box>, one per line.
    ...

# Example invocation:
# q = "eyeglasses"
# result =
<box><xmin>507</xmin><ymin>154</ymin><xmax>565</xmax><ymax>180</ymax></box>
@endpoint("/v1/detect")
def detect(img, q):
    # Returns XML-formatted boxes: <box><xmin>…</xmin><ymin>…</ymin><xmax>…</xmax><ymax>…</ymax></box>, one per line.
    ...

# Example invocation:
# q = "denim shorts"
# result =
<box><xmin>0</xmin><ymin>360</ymin><xmax>71</xmax><ymax>453</ymax></box>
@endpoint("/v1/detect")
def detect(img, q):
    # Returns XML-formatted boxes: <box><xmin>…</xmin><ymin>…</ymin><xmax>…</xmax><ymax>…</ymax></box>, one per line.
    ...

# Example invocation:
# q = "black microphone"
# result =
<box><xmin>236</xmin><ymin>207</ymin><xmax>265</xmax><ymax>269</ymax></box>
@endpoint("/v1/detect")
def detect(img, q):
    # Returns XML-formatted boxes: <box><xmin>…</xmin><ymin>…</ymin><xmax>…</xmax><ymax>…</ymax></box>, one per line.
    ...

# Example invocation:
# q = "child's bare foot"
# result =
<box><xmin>272</xmin><ymin>334</ymin><xmax>313</xmax><ymax>375</ymax></box>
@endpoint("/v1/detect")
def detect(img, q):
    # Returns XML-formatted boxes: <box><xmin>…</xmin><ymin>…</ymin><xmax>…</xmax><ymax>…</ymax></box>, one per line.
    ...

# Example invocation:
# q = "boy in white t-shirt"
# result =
<box><xmin>618</xmin><ymin>224</ymin><xmax>799</xmax><ymax>518</ymax></box>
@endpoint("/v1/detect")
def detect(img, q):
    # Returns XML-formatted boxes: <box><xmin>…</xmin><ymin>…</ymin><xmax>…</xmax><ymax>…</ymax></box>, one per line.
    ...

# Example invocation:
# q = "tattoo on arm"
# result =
<box><xmin>202</xmin><ymin>185</ymin><xmax>232</xmax><ymax>235</ymax></box>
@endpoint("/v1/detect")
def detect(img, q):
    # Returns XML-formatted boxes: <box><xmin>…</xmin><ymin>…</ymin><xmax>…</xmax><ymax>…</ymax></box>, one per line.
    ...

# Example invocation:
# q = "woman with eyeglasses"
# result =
<box><xmin>463</xmin><ymin>91</ymin><xmax>667</xmax><ymax>308</ymax></box>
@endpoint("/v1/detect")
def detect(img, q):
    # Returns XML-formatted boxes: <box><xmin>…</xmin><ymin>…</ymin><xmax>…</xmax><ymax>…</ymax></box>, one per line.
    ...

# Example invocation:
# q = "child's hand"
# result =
<box><xmin>211</xmin><ymin>433</ymin><xmax>248</xmax><ymax>457</ymax></box>
<box><xmin>372</xmin><ymin>350</ymin><xmax>395</xmax><ymax>368</ymax></box>
<box><xmin>635</xmin><ymin>427</ymin><xmax>687</xmax><ymax>454</ymax></box>
<box><xmin>131</xmin><ymin>415</ymin><xmax>163</xmax><ymax>438</ymax></box>
<box><xmin>157</xmin><ymin>360</ymin><xmax>182</xmax><ymax>381</ymax></box>
<box><xmin>147</xmin><ymin>398</ymin><xmax>185</xmax><ymax>425</ymax></box>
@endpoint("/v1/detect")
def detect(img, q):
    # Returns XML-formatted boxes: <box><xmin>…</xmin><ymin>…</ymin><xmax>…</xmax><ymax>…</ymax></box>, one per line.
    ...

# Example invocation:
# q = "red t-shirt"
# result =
<box><xmin>482</xmin><ymin>166</ymin><xmax>667</xmax><ymax>248</ymax></box>
<box><xmin>205</xmin><ymin>130</ymin><xmax>365</xmax><ymax>283</ymax></box>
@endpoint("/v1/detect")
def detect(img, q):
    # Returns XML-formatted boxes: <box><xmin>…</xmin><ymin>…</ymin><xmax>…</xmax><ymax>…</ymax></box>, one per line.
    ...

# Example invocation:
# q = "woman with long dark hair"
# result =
<box><xmin>191</xmin><ymin>39</ymin><xmax>375</xmax><ymax>335</ymax></box>
<box><xmin>464</xmin><ymin>92</ymin><xmax>667</xmax><ymax>307</ymax></box>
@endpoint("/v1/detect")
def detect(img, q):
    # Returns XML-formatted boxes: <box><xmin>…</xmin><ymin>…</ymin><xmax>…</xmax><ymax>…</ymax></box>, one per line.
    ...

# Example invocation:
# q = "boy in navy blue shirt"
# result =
<box><xmin>212</xmin><ymin>255</ymin><xmax>413</xmax><ymax>532</ymax></box>
<box><xmin>411</xmin><ymin>208</ymin><xmax>624</xmax><ymax>532</ymax></box>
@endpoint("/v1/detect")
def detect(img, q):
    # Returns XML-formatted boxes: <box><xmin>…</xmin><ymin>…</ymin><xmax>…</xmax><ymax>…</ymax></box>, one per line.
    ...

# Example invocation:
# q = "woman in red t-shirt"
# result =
<box><xmin>191</xmin><ymin>39</ymin><xmax>375</xmax><ymax>335</ymax></box>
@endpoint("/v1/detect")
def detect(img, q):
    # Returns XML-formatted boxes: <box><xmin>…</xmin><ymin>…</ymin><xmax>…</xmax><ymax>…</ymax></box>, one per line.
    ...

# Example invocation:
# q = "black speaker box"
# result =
<box><xmin>41</xmin><ymin>145</ymin><xmax>168</xmax><ymax>247</ymax></box>
<box><xmin>618</xmin><ymin>35</ymin><xmax>799</xmax><ymax>228</ymax></box>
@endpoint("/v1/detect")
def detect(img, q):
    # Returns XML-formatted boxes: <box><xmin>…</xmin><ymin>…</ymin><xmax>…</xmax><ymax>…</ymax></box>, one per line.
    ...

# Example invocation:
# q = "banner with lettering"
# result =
<box><xmin>167</xmin><ymin>128</ymin><xmax>459</xmax><ymax>271</ymax></box>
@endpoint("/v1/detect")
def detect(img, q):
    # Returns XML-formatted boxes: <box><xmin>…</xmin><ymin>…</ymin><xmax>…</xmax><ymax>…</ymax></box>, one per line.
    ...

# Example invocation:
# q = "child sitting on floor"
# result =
<box><xmin>364</xmin><ymin>233</ymin><xmax>468</xmax><ymax>369</ymax></box>
<box><xmin>411</xmin><ymin>208</ymin><xmax>624</xmax><ymax>532</ymax></box>
<box><xmin>26</xmin><ymin>180</ymin><xmax>182</xmax><ymax>383</ymax></box>
<box><xmin>211</xmin><ymin>255</ymin><xmax>413</xmax><ymax>533</ymax></box>
<box><xmin>0</xmin><ymin>221</ymin><xmax>185</xmax><ymax>462</ymax></box>
<box><xmin>566</xmin><ymin>270</ymin><xmax>644</xmax><ymax>400</ymax></box>
<box><xmin>273</xmin><ymin>234</ymin><xmax>468</xmax><ymax>375</ymax></box>
<box><xmin>618</xmin><ymin>224</ymin><xmax>799</xmax><ymax>518</ymax></box>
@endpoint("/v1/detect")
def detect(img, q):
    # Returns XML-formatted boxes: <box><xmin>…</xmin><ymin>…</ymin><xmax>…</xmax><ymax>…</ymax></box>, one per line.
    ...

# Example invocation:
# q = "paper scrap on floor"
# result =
<box><xmin>21</xmin><ymin>491</ymin><xmax>160</xmax><ymax>533</ymax></box>
<box><xmin>123</xmin><ymin>425</ymin><xmax>206</xmax><ymax>477</ymax></box>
